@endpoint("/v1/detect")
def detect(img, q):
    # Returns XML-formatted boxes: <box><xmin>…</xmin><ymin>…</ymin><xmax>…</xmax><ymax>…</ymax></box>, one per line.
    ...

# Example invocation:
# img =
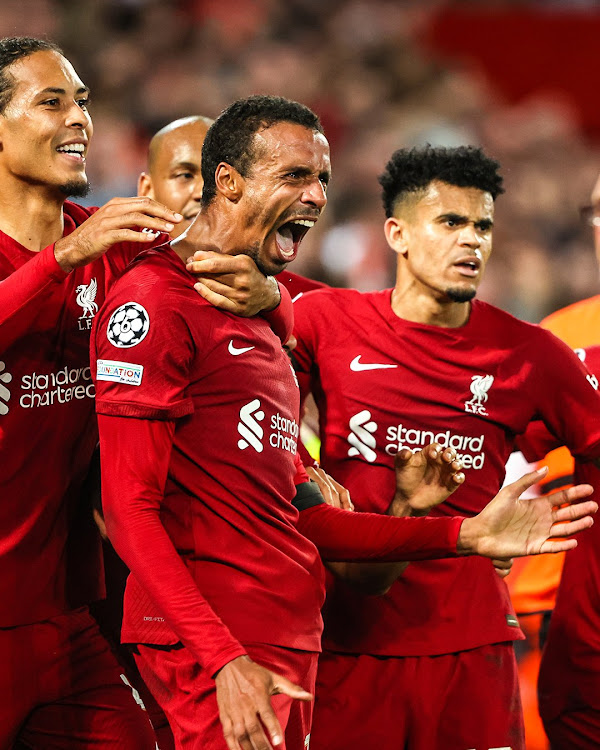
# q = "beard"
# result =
<box><xmin>245</xmin><ymin>241</ymin><xmax>285</xmax><ymax>277</ymax></box>
<box><xmin>446</xmin><ymin>286</ymin><xmax>477</xmax><ymax>303</ymax></box>
<box><xmin>59</xmin><ymin>178</ymin><xmax>91</xmax><ymax>198</ymax></box>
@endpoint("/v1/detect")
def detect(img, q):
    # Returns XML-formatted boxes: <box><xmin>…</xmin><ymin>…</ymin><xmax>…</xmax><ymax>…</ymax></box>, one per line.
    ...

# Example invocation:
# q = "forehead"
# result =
<box><xmin>154</xmin><ymin>123</ymin><xmax>209</xmax><ymax>170</ymax></box>
<box><xmin>250</xmin><ymin>122</ymin><xmax>331</xmax><ymax>175</ymax></box>
<box><xmin>7</xmin><ymin>50</ymin><xmax>86</xmax><ymax>100</ymax></box>
<box><xmin>417</xmin><ymin>180</ymin><xmax>494</xmax><ymax>219</ymax></box>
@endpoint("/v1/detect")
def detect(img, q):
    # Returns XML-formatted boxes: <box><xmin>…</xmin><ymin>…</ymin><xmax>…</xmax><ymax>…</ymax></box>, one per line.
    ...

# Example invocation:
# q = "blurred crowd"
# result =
<box><xmin>2</xmin><ymin>0</ymin><xmax>599</xmax><ymax>322</ymax></box>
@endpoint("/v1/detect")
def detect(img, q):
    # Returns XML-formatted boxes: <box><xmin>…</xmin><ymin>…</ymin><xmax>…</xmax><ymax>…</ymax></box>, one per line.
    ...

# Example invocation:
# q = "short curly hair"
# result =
<box><xmin>0</xmin><ymin>37</ymin><xmax>63</xmax><ymax>114</ymax></box>
<box><xmin>379</xmin><ymin>145</ymin><xmax>504</xmax><ymax>218</ymax></box>
<box><xmin>201</xmin><ymin>95</ymin><xmax>324</xmax><ymax>206</ymax></box>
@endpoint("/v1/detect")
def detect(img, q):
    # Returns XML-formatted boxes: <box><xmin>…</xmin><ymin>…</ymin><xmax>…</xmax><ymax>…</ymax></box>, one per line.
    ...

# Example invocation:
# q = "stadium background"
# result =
<box><xmin>3</xmin><ymin>1</ymin><xmax>599</xmax><ymax>748</ymax></box>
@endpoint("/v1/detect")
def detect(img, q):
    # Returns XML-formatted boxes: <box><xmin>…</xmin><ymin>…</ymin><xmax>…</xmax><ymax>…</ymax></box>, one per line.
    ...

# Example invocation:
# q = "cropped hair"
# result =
<box><xmin>201</xmin><ymin>95</ymin><xmax>323</xmax><ymax>206</ymax></box>
<box><xmin>379</xmin><ymin>145</ymin><xmax>504</xmax><ymax>218</ymax></box>
<box><xmin>0</xmin><ymin>37</ymin><xmax>62</xmax><ymax>113</ymax></box>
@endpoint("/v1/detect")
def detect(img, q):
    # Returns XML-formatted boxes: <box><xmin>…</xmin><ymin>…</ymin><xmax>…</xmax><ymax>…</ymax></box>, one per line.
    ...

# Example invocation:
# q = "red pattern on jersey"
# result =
<box><xmin>293</xmin><ymin>287</ymin><xmax>600</xmax><ymax>656</ymax></box>
<box><xmin>0</xmin><ymin>202</ymin><xmax>145</xmax><ymax>626</ymax></box>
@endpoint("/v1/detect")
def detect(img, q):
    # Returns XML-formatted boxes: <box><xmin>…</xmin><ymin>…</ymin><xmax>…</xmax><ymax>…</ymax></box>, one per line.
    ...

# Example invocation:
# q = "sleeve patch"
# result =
<box><xmin>97</xmin><ymin>359</ymin><xmax>143</xmax><ymax>386</ymax></box>
<box><xmin>107</xmin><ymin>302</ymin><xmax>150</xmax><ymax>348</ymax></box>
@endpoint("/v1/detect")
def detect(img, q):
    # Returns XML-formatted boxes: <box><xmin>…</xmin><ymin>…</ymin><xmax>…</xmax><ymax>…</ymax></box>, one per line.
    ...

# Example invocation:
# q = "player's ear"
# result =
<box><xmin>137</xmin><ymin>172</ymin><xmax>154</xmax><ymax>199</ymax></box>
<box><xmin>384</xmin><ymin>216</ymin><xmax>409</xmax><ymax>257</ymax></box>
<box><xmin>215</xmin><ymin>162</ymin><xmax>243</xmax><ymax>203</ymax></box>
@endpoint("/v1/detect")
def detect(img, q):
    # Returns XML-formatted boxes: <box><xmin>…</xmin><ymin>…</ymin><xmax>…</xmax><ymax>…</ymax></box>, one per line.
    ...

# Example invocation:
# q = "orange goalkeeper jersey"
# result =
<box><xmin>509</xmin><ymin>294</ymin><xmax>600</xmax><ymax>614</ymax></box>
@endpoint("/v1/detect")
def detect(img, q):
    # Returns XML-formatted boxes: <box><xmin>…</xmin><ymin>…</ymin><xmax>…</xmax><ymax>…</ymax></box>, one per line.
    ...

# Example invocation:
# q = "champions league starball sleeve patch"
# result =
<box><xmin>106</xmin><ymin>302</ymin><xmax>150</xmax><ymax>348</ymax></box>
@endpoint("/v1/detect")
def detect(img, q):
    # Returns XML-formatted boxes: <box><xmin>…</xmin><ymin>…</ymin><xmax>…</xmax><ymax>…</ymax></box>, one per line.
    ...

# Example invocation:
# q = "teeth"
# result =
<box><xmin>57</xmin><ymin>144</ymin><xmax>85</xmax><ymax>154</ymax></box>
<box><xmin>291</xmin><ymin>220</ymin><xmax>315</xmax><ymax>228</ymax></box>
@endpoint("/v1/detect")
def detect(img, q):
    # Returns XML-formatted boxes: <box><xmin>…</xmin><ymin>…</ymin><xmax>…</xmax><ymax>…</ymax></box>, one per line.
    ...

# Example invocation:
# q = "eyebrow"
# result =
<box><xmin>438</xmin><ymin>212</ymin><xmax>493</xmax><ymax>229</ymax></box>
<box><xmin>38</xmin><ymin>86</ymin><xmax>90</xmax><ymax>96</ymax></box>
<box><xmin>171</xmin><ymin>161</ymin><xmax>199</xmax><ymax>171</ymax></box>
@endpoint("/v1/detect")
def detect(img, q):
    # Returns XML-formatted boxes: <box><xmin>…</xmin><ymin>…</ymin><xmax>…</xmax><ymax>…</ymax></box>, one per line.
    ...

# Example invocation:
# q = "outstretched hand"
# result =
<box><xmin>54</xmin><ymin>197</ymin><xmax>182</xmax><ymax>272</ymax></box>
<box><xmin>307</xmin><ymin>466</ymin><xmax>354</xmax><ymax>511</ymax></box>
<box><xmin>459</xmin><ymin>467</ymin><xmax>597</xmax><ymax>559</ymax></box>
<box><xmin>391</xmin><ymin>443</ymin><xmax>465</xmax><ymax>517</ymax></box>
<box><xmin>216</xmin><ymin>655</ymin><xmax>312</xmax><ymax>750</ymax></box>
<box><xmin>186</xmin><ymin>251</ymin><xmax>281</xmax><ymax>316</ymax></box>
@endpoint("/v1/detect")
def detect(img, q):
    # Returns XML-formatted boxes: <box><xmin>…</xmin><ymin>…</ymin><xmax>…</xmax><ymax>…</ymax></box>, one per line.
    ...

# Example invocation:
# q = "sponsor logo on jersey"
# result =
<box><xmin>386</xmin><ymin>424</ymin><xmax>486</xmax><ymax>470</ymax></box>
<box><xmin>350</xmin><ymin>355</ymin><xmax>398</xmax><ymax>372</ymax></box>
<box><xmin>464</xmin><ymin>374</ymin><xmax>494</xmax><ymax>416</ymax></box>
<box><xmin>0</xmin><ymin>361</ymin><xmax>12</xmax><ymax>416</ymax></box>
<box><xmin>237</xmin><ymin>399</ymin><xmax>298</xmax><ymax>454</ymax></box>
<box><xmin>76</xmin><ymin>278</ymin><xmax>99</xmax><ymax>330</ymax></box>
<box><xmin>238</xmin><ymin>399</ymin><xmax>265</xmax><ymax>452</ymax></box>
<box><xmin>347</xmin><ymin>410</ymin><xmax>378</xmax><ymax>463</ymax></box>
<box><xmin>18</xmin><ymin>366</ymin><xmax>95</xmax><ymax>409</ymax></box>
<box><xmin>107</xmin><ymin>302</ymin><xmax>150</xmax><ymax>348</ymax></box>
<box><xmin>97</xmin><ymin>359</ymin><xmax>143</xmax><ymax>386</ymax></box>
<box><xmin>228</xmin><ymin>340</ymin><xmax>255</xmax><ymax>356</ymax></box>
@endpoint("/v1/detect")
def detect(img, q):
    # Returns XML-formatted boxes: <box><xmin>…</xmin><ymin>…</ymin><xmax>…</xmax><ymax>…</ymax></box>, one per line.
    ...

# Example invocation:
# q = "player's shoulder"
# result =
<box><xmin>278</xmin><ymin>271</ymin><xmax>328</xmax><ymax>299</ymax></box>
<box><xmin>472</xmin><ymin>300</ymin><xmax>545</xmax><ymax>337</ymax></box>
<box><xmin>103</xmin><ymin>245</ymin><xmax>195</xmax><ymax>312</ymax></box>
<box><xmin>294</xmin><ymin>285</ymin><xmax>378</xmax><ymax>309</ymax></box>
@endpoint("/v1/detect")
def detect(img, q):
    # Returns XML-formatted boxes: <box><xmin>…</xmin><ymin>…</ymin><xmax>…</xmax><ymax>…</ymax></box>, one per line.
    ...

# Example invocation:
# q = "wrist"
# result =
<box><xmin>456</xmin><ymin>517</ymin><xmax>479</xmax><ymax>556</ymax></box>
<box><xmin>263</xmin><ymin>276</ymin><xmax>281</xmax><ymax>312</ymax></box>
<box><xmin>53</xmin><ymin>239</ymin><xmax>77</xmax><ymax>273</ymax></box>
<box><xmin>389</xmin><ymin>492</ymin><xmax>433</xmax><ymax>518</ymax></box>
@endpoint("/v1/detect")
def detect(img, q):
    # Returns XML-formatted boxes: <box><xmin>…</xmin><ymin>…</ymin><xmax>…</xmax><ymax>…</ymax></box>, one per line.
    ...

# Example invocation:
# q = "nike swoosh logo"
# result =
<box><xmin>350</xmin><ymin>355</ymin><xmax>398</xmax><ymax>372</ymax></box>
<box><xmin>228</xmin><ymin>340</ymin><xmax>255</xmax><ymax>356</ymax></box>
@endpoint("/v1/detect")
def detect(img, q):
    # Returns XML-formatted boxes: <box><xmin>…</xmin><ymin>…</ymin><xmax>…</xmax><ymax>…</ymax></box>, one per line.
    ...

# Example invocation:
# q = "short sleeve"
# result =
<box><xmin>92</xmin><ymin>287</ymin><xmax>197</xmax><ymax>420</ymax></box>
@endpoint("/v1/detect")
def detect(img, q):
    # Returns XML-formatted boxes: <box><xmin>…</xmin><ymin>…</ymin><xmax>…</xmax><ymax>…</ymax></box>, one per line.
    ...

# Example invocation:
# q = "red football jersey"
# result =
<box><xmin>0</xmin><ymin>201</ymin><xmax>145</xmax><ymax>627</ymax></box>
<box><xmin>278</xmin><ymin>271</ymin><xmax>327</xmax><ymax>301</ymax></box>
<box><xmin>92</xmin><ymin>246</ymin><xmax>326</xmax><ymax>671</ymax></box>
<box><xmin>293</xmin><ymin>288</ymin><xmax>600</xmax><ymax>656</ymax></box>
<box><xmin>538</xmin><ymin>345</ymin><xmax>600</xmax><ymax>721</ymax></box>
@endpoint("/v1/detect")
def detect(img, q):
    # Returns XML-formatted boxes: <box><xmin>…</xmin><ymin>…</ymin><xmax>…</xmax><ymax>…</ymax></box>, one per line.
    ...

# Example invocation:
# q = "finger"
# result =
<box><xmin>187</xmin><ymin>257</ymin><xmax>247</xmax><ymax>275</ymax></box>
<box><xmin>422</xmin><ymin>442</ymin><xmax>441</xmax><ymax>460</ymax></box>
<box><xmin>552</xmin><ymin>498</ymin><xmax>598</xmax><ymax>523</ymax></box>
<box><xmin>504</xmin><ymin>467</ymin><xmax>548</xmax><ymax>498</ymax></box>
<box><xmin>539</xmin><ymin>538</ymin><xmax>578</xmax><ymax>554</ymax></box>
<box><xmin>194</xmin><ymin>278</ymin><xmax>248</xmax><ymax>301</ymax></box>
<box><xmin>452</xmin><ymin>471</ymin><xmax>465</xmax><ymax>486</ymax></box>
<box><xmin>220</xmin><ymin>718</ymin><xmax>240</xmax><ymax>750</ymax></box>
<box><xmin>395</xmin><ymin>447</ymin><xmax>414</xmax><ymax>466</ymax></box>
<box><xmin>307</xmin><ymin>466</ymin><xmax>340</xmax><ymax>508</ymax></box>
<box><xmin>194</xmin><ymin>283</ymin><xmax>240</xmax><ymax>312</ymax></box>
<box><xmin>271</xmin><ymin>674</ymin><xmax>313</xmax><ymax>701</ymax></box>
<box><xmin>441</xmin><ymin>447</ymin><xmax>457</xmax><ymax>463</ymax></box>
<box><xmin>326</xmin><ymin>474</ymin><xmax>354</xmax><ymax>511</ymax></box>
<box><xmin>547</xmin><ymin>483</ymin><xmax>595</xmax><ymax>509</ymax></box>
<box><xmin>549</xmin><ymin>515</ymin><xmax>594</xmax><ymax>538</ymax></box>
<box><xmin>256</xmin><ymin>703</ymin><xmax>285</xmax><ymax>748</ymax></box>
<box><xmin>109</xmin><ymin>197</ymin><xmax>183</xmax><ymax>223</ymax></box>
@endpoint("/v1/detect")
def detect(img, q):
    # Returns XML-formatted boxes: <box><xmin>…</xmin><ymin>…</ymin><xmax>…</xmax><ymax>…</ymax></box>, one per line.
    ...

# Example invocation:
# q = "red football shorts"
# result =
<box><xmin>135</xmin><ymin>641</ymin><xmax>318</xmax><ymax>750</ymax></box>
<box><xmin>310</xmin><ymin>643</ymin><xmax>524</xmax><ymax>750</ymax></box>
<box><xmin>0</xmin><ymin>606</ymin><xmax>156</xmax><ymax>750</ymax></box>
<box><xmin>544</xmin><ymin>707</ymin><xmax>600</xmax><ymax>750</ymax></box>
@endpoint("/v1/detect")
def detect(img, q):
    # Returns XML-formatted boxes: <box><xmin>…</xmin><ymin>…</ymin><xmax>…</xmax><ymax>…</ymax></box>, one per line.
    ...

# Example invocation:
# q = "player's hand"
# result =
<box><xmin>391</xmin><ymin>443</ymin><xmax>465</xmax><ymax>517</ymax></box>
<box><xmin>215</xmin><ymin>655</ymin><xmax>312</xmax><ymax>750</ymax></box>
<box><xmin>307</xmin><ymin>466</ymin><xmax>354</xmax><ymax>511</ymax></box>
<box><xmin>492</xmin><ymin>558</ymin><xmax>513</xmax><ymax>578</ymax></box>
<box><xmin>186</xmin><ymin>251</ymin><xmax>281</xmax><ymax>316</ymax></box>
<box><xmin>54</xmin><ymin>197</ymin><xmax>182</xmax><ymax>272</ymax></box>
<box><xmin>458</xmin><ymin>467</ymin><xmax>597</xmax><ymax>559</ymax></box>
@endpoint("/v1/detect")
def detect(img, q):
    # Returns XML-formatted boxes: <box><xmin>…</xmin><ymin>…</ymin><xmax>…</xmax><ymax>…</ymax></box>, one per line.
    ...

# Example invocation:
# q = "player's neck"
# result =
<box><xmin>171</xmin><ymin>206</ymin><xmax>243</xmax><ymax>262</ymax></box>
<box><xmin>390</xmin><ymin>284</ymin><xmax>471</xmax><ymax>328</ymax></box>
<box><xmin>0</xmin><ymin>182</ymin><xmax>65</xmax><ymax>252</ymax></box>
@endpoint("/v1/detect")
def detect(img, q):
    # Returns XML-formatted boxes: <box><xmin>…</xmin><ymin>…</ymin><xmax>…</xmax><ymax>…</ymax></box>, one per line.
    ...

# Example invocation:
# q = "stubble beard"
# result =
<box><xmin>445</xmin><ymin>286</ymin><xmax>477</xmax><ymax>303</ymax></box>
<box><xmin>59</xmin><ymin>177</ymin><xmax>91</xmax><ymax>198</ymax></box>
<box><xmin>246</xmin><ymin>241</ymin><xmax>285</xmax><ymax>277</ymax></box>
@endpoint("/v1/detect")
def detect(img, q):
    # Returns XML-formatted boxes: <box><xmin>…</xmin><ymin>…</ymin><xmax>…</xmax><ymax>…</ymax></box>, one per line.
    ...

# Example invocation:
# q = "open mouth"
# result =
<box><xmin>454</xmin><ymin>258</ymin><xmax>481</xmax><ymax>278</ymax></box>
<box><xmin>275</xmin><ymin>219</ymin><xmax>316</xmax><ymax>262</ymax></box>
<box><xmin>56</xmin><ymin>143</ymin><xmax>86</xmax><ymax>163</ymax></box>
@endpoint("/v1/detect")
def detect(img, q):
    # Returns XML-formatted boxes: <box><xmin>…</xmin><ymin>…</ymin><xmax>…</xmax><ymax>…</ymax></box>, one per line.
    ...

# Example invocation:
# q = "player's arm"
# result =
<box><xmin>53</xmin><ymin>197</ymin><xmax>182</xmax><ymax>272</ymax></box>
<box><xmin>295</xmin><ymin>466</ymin><xmax>597</xmax><ymax>562</ymax></box>
<box><xmin>99</xmin><ymin>414</ymin><xmax>309</xmax><ymax>750</ymax></box>
<box><xmin>311</xmin><ymin>444</ymin><xmax>464</xmax><ymax>594</ymax></box>
<box><xmin>185</xmin><ymin>251</ymin><xmax>292</xmax><ymax>342</ymax></box>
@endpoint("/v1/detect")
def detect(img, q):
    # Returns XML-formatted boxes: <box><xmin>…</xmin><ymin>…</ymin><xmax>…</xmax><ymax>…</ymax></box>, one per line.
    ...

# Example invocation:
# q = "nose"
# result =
<box><xmin>65</xmin><ymin>101</ymin><xmax>91</xmax><ymax>130</ymax></box>
<box><xmin>191</xmin><ymin>177</ymin><xmax>204</xmax><ymax>201</ymax></box>
<box><xmin>458</xmin><ymin>223</ymin><xmax>480</xmax><ymax>249</ymax></box>
<box><xmin>302</xmin><ymin>179</ymin><xmax>327</xmax><ymax>209</ymax></box>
